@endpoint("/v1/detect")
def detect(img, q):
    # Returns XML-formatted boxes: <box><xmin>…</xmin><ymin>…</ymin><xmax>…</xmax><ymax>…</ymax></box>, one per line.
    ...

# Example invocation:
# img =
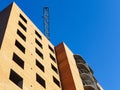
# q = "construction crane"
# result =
<box><xmin>43</xmin><ymin>7</ymin><xmax>50</xmax><ymax>40</ymax></box>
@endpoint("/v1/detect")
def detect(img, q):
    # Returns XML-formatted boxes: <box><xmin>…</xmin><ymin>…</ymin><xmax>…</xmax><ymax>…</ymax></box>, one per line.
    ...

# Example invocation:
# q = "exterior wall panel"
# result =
<box><xmin>55</xmin><ymin>43</ymin><xmax>84</xmax><ymax>90</ymax></box>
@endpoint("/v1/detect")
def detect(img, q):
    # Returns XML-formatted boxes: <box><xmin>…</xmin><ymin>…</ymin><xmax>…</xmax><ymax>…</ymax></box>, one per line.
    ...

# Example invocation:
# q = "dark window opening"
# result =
<box><xmin>18</xmin><ymin>21</ymin><xmax>27</xmax><ymax>32</ymax></box>
<box><xmin>51</xmin><ymin>64</ymin><xmax>58</xmax><ymax>74</ymax></box>
<box><xmin>35</xmin><ymin>39</ymin><xmax>43</xmax><ymax>49</ymax></box>
<box><xmin>50</xmin><ymin>54</ymin><xmax>56</xmax><ymax>63</ymax></box>
<box><xmin>17</xmin><ymin>29</ymin><xmax>26</xmax><ymax>41</ymax></box>
<box><xmin>53</xmin><ymin>76</ymin><xmax>60</xmax><ymax>87</ymax></box>
<box><xmin>9</xmin><ymin>69</ymin><xmax>23</xmax><ymax>89</ymax></box>
<box><xmin>48</xmin><ymin>45</ymin><xmax>54</xmax><ymax>53</ymax></box>
<box><xmin>35</xmin><ymin>31</ymin><xmax>42</xmax><ymax>40</ymax></box>
<box><xmin>19</xmin><ymin>14</ymin><xmax>27</xmax><ymax>23</ymax></box>
<box><xmin>15</xmin><ymin>40</ymin><xmax>25</xmax><ymax>53</ymax></box>
<box><xmin>36</xmin><ymin>73</ymin><xmax>46</xmax><ymax>88</ymax></box>
<box><xmin>36</xmin><ymin>59</ymin><xmax>44</xmax><ymax>72</ymax></box>
<box><xmin>35</xmin><ymin>48</ymin><xmax>43</xmax><ymax>59</ymax></box>
<box><xmin>12</xmin><ymin>53</ymin><xmax>24</xmax><ymax>69</ymax></box>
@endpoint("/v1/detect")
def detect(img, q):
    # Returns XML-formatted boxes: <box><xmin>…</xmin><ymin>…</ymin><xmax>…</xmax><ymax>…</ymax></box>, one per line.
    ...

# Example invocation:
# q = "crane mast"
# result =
<box><xmin>43</xmin><ymin>7</ymin><xmax>50</xmax><ymax>40</ymax></box>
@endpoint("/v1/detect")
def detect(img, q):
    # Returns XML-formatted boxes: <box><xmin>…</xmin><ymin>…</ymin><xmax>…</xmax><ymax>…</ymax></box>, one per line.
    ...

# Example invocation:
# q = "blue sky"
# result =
<box><xmin>0</xmin><ymin>0</ymin><xmax>120</xmax><ymax>90</ymax></box>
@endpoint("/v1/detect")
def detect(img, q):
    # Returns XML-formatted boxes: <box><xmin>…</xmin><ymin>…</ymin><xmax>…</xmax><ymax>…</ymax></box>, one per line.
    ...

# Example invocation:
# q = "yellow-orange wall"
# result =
<box><xmin>0</xmin><ymin>2</ymin><xmax>61</xmax><ymax>90</ymax></box>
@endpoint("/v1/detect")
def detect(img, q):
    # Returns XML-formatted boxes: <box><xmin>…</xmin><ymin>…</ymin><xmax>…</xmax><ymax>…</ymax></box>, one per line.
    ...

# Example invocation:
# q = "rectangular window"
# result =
<box><xmin>35</xmin><ymin>38</ymin><xmax>43</xmax><ymax>49</ymax></box>
<box><xmin>35</xmin><ymin>31</ymin><xmax>42</xmax><ymax>40</ymax></box>
<box><xmin>9</xmin><ymin>69</ymin><xmax>23</xmax><ymax>89</ymax></box>
<box><xmin>51</xmin><ymin>64</ymin><xmax>58</xmax><ymax>74</ymax></box>
<box><xmin>15</xmin><ymin>40</ymin><xmax>25</xmax><ymax>53</ymax></box>
<box><xmin>50</xmin><ymin>54</ymin><xmax>56</xmax><ymax>63</ymax></box>
<box><xmin>19</xmin><ymin>14</ymin><xmax>27</xmax><ymax>23</ymax></box>
<box><xmin>36</xmin><ymin>59</ymin><xmax>44</xmax><ymax>72</ymax></box>
<box><xmin>35</xmin><ymin>48</ymin><xmax>43</xmax><ymax>59</ymax></box>
<box><xmin>12</xmin><ymin>53</ymin><xmax>24</xmax><ymax>69</ymax></box>
<box><xmin>48</xmin><ymin>45</ymin><xmax>55</xmax><ymax>53</ymax></box>
<box><xmin>18</xmin><ymin>21</ymin><xmax>27</xmax><ymax>32</ymax></box>
<box><xmin>17</xmin><ymin>29</ymin><xmax>26</xmax><ymax>41</ymax></box>
<box><xmin>36</xmin><ymin>73</ymin><xmax>46</xmax><ymax>88</ymax></box>
<box><xmin>53</xmin><ymin>76</ymin><xmax>60</xmax><ymax>87</ymax></box>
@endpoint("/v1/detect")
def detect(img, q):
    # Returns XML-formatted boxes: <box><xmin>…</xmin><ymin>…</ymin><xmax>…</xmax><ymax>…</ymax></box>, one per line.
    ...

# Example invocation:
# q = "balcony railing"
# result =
<box><xmin>79</xmin><ymin>69</ymin><xmax>90</xmax><ymax>74</ymax></box>
<box><xmin>81</xmin><ymin>74</ymin><xmax>94</xmax><ymax>85</ymax></box>
<box><xmin>83</xmin><ymin>79</ymin><xmax>94</xmax><ymax>86</ymax></box>
<box><xmin>74</xmin><ymin>54</ymin><xmax>86</xmax><ymax>64</ymax></box>
<box><xmin>77</xmin><ymin>63</ymin><xmax>91</xmax><ymax>74</ymax></box>
<box><xmin>80</xmin><ymin>74</ymin><xmax>99</xmax><ymax>90</ymax></box>
<box><xmin>84</xmin><ymin>86</ymin><xmax>95</xmax><ymax>90</ymax></box>
<box><xmin>74</xmin><ymin>54</ymin><xmax>98</xmax><ymax>90</ymax></box>
<box><xmin>74</xmin><ymin>54</ymin><xmax>94</xmax><ymax>74</ymax></box>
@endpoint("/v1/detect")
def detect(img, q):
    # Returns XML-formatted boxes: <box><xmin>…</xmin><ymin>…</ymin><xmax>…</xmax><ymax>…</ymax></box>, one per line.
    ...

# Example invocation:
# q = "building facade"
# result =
<box><xmin>0</xmin><ymin>2</ymin><xmax>61</xmax><ymax>90</ymax></box>
<box><xmin>55</xmin><ymin>43</ymin><xmax>103</xmax><ymax>90</ymax></box>
<box><xmin>0</xmin><ymin>2</ymin><xmax>103</xmax><ymax>90</ymax></box>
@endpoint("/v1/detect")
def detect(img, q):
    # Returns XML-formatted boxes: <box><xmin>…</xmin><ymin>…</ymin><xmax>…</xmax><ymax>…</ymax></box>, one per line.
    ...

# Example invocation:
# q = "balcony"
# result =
<box><xmin>88</xmin><ymin>65</ymin><xmax>94</xmax><ymax>74</ymax></box>
<box><xmin>84</xmin><ymin>86</ymin><xmax>95</xmax><ymax>90</ymax></box>
<box><xmin>74</xmin><ymin>54</ymin><xmax>98</xmax><ymax>90</ymax></box>
<box><xmin>81</xmin><ymin>74</ymin><xmax>95</xmax><ymax>87</ymax></box>
<box><xmin>77</xmin><ymin>64</ymin><xmax>90</xmax><ymax>74</ymax></box>
<box><xmin>74</xmin><ymin>54</ymin><xmax>86</xmax><ymax>64</ymax></box>
<box><xmin>74</xmin><ymin>54</ymin><xmax>94</xmax><ymax>74</ymax></box>
<box><xmin>93</xmin><ymin>76</ymin><xmax>97</xmax><ymax>83</ymax></box>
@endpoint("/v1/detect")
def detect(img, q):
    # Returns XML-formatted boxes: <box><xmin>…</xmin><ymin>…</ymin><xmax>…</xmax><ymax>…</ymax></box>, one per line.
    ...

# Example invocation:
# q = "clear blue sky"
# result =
<box><xmin>0</xmin><ymin>0</ymin><xmax>120</xmax><ymax>90</ymax></box>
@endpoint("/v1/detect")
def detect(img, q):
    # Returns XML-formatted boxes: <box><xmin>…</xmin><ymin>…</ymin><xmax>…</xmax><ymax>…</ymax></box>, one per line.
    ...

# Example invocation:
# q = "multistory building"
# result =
<box><xmin>0</xmin><ymin>2</ymin><xmax>61</xmax><ymax>90</ymax></box>
<box><xmin>0</xmin><ymin>2</ymin><xmax>103</xmax><ymax>90</ymax></box>
<box><xmin>55</xmin><ymin>43</ymin><xmax>103</xmax><ymax>90</ymax></box>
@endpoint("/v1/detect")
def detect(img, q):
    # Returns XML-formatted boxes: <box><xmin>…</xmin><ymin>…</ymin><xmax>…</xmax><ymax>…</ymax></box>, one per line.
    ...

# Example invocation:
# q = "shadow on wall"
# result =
<box><xmin>0</xmin><ymin>3</ymin><xmax>13</xmax><ymax>48</ymax></box>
